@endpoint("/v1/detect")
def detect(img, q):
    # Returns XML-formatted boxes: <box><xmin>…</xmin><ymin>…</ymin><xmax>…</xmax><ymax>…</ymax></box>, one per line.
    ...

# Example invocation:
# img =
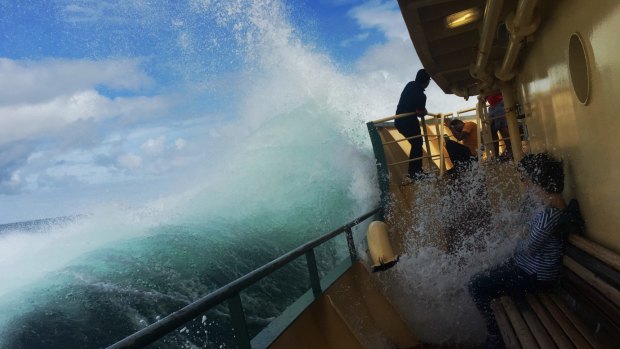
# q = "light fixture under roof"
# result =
<box><xmin>445</xmin><ymin>8</ymin><xmax>481</xmax><ymax>29</ymax></box>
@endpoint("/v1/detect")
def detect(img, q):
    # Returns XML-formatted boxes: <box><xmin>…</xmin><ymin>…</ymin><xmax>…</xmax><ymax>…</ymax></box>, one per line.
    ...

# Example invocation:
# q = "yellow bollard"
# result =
<box><xmin>367</xmin><ymin>221</ymin><xmax>399</xmax><ymax>272</ymax></box>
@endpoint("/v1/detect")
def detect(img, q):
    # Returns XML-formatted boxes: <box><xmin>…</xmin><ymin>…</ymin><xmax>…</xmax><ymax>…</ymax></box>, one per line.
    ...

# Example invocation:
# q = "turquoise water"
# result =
<box><xmin>0</xmin><ymin>103</ymin><xmax>380</xmax><ymax>348</ymax></box>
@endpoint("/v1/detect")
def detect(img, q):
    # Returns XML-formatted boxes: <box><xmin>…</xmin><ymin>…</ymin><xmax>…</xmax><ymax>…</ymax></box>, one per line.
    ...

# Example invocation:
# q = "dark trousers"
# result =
<box><xmin>468</xmin><ymin>261</ymin><xmax>553</xmax><ymax>336</ymax></box>
<box><xmin>489</xmin><ymin>102</ymin><xmax>512</xmax><ymax>157</ymax></box>
<box><xmin>395</xmin><ymin>119</ymin><xmax>423</xmax><ymax>177</ymax></box>
<box><xmin>445</xmin><ymin>139</ymin><xmax>475</xmax><ymax>171</ymax></box>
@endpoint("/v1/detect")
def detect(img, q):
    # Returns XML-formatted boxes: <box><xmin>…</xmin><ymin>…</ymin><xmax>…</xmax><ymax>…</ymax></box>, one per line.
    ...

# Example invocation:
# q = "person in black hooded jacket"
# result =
<box><xmin>395</xmin><ymin>69</ymin><xmax>431</xmax><ymax>180</ymax></box>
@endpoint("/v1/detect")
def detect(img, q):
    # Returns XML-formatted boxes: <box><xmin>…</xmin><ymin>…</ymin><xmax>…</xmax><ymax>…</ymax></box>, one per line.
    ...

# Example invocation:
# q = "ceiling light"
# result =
<box><xmin>445</xmin><ymin>8</ymin><xmax>481</xmax><ymax>29</ymax></box>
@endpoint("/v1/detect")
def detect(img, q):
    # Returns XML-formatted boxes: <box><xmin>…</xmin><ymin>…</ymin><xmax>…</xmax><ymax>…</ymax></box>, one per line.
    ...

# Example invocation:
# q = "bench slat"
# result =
<box><xmin>492</xmin><ymin>235</ymin><xmax>620</xmax><ymax>349</ymax></box>
<box><xmin>516</xmin><ymin>297</ymin><xmax>556</xmax><ymax>349</ymax></box>
<box><xmin>562</xmin><ymin>268</ymin><xmax>620</xmax><ymax>325</ymax></box>
<box><xmin>568</xmin><ymin>235</ymin><xmax>620</xmax><ymax>273</ymax></box>
<box><xmin>564</xmin><ymin>256</ymin><xmax>620</xmax><ymax>308</ymax></box>
<box><xmin>565</xmin><ymin>245</ymin><xmax>620</xmax><ymax>291</ymax></box>
<box><xmin>548</xmin><ymin>294</ymin><xmax>603</xmax><ymax>349</ymax></box>
<box><xmin>491</xmin><ymin>299</ymin><xmax>522</xmax><ymax>349</ymax></box>
<box><xmin>500</xmin><ymin>296</ymin><xmax>539</xmax><ymax>348</ymax></box>
<box><xmin>526</xmin><ymin>294</ymin><xmax>575</xmax><ymax>349</ymax></box>
<box><xmin>538</xmin><ymin>293</ymin><xmax>593</xmax><ymax>349</ymax></box>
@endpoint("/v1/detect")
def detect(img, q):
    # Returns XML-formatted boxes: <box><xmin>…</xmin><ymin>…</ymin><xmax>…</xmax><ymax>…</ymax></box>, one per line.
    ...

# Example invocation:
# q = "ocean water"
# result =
<box><xmin>0</xmin><ymin>101</ymin><xmax>381</xmax><ymax>348</ymax></box>
<box><xmin>0</xmin><ymin>110</ymin><xmax>380</xmax><ymax>348</ymax></box>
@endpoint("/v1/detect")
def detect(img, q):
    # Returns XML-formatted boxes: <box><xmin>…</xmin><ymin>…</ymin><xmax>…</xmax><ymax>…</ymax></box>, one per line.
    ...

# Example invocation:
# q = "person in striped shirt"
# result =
<box><xmin>469</xmin><ymin>153</ymin><xmax>566</xmax><ymax>348</ymax></box>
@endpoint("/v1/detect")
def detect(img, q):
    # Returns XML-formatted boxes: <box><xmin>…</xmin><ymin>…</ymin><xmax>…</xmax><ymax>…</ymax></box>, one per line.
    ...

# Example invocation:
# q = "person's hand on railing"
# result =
<box><xmin>416</xmin><ymin>108</ymin><xmax>428</xmax><ymax>117</ymax></box>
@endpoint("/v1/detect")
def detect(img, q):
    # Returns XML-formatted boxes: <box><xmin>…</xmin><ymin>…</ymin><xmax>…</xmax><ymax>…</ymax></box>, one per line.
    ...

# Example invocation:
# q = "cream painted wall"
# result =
<box><xmin>516</xmin><ymin>0</ymin><xmax>620</xmax><ymax>252</ymax></box>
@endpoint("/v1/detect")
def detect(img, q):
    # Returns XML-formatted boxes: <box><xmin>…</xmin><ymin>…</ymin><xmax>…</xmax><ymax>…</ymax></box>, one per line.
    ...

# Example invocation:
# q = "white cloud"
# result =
<box><xmin>117</xmin><ymin>152</ymin><xmax>142</xmax><ymax>169</ymax></box>
<box><xmin>140</xmin><ymin>136</ymin><xmax>166</xmax><ymax>156</ymax></box>
<box><xmin>355</xmin><ymin>39</ymin><xmax>419</xmax><ymax>74</ymax></box>
<box><xmin>0</xmin><ymin>168</ymin><xmax>24</xmax><ymax>194</ymax></box>
<box><xmin>0</xmin><ymin>57</ymin><xmax>170</xmax><ymax>147</ymax></box>
<box><xmin>0</xmin><ymin>90</ymin><xmax>169</xmax><ymax>147</ymax></box>
<box><xmin>0</xmin><ymin>57</ymin><xmax>175</xmax><ymax>194</ymax></box>
<box><xmin>62</xmin><ymin>4</ymin><xmax>99</xmax><ymax>22</ymax></box>
<box><xmin>0</xmin><ymin>58</ymin><xmax>153</xmax><ymax>105</ymax></box>
<box><xmin>348</xmin><ymin>1</ymin><xmax>409</xmax><ymax>41</ymax></box>
<box><xmin>41</xmin><ymin>160</ymin><xmax>118</xmax><ymax>187</ymax></box>
<box><xmin>9</xmin><ymin>171</ymin><xmax>22</xmax><ymax>189</ymax></box>
<box><xmin>340</xmin><ymin>32</ymin><xmax>370</xmax><ymax>47</ymax></box>
<box><xmin>175</xmin><ymin>138</ymin><xmax>187</xmax><ymax>150</ymax></box>
<box><xmin>59</xmin><ymin>0</ymin><xmax>155</xmax><ymax>24</ymax></box>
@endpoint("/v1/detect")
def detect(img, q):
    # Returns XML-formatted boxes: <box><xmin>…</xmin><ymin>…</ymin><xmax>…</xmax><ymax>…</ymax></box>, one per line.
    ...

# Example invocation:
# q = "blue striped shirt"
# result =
<box><xmin>515</xmin><ymin>207</ymin><xmax>565</xmax><ymax>281</ymax></box>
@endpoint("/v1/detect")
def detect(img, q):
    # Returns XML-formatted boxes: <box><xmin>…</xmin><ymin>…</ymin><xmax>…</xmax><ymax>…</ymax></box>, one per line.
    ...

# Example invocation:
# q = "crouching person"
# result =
<box><xmin>468</xmin><ymin>153</ymin><xmax>566</xmax><ymax>348</ymax></box>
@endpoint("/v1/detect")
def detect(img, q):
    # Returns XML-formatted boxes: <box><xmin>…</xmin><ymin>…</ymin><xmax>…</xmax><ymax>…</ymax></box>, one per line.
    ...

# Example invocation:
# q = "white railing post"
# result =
<box><xmin>439</xmin><ymin>113</ymin><xmax>446</xmax><ymax>176</ymax></box>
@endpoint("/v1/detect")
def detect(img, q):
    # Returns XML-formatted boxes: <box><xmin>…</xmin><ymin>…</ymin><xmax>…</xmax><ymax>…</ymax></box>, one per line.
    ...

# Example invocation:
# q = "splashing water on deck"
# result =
<box><xmin>376</xmin><ymin>162</ymin><xmax>542</xmax><ymax>345</ymax></box>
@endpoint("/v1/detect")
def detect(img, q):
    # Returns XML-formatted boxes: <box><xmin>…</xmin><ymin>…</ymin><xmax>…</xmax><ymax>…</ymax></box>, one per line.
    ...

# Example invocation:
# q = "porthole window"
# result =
<box><xmin>568</xmin><ymin>33</ymin><xmax>591</xmax><ymax>105</ymax></box>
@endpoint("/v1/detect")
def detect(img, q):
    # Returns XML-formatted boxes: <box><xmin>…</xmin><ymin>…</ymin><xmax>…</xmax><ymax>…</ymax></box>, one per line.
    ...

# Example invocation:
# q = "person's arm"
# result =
<box><xmin>414</xmin><ymin>90</ymin><xmax>427</xmax><ymax>117</ymax></box>
<box><xmin>516</xmin><ymin>209</ymin><xmax>558</xmax><ymax>256</ymax></box>
<box><xmin>450</xmin><ymin>126</ymin><xmax>463</xmax><ymax>140</ymax></box>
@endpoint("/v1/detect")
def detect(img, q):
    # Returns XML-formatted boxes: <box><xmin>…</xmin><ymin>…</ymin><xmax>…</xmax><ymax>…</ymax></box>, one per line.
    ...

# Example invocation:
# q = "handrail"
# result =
<box><xmin>383</xmin><ymin>134</ymin><xmax>441</xmax><ymax>146</ymax></box>
<box><xmin>370</xmin><ymin>111</ymin><xmax>433</xmax><ymax>125</ymax></box>
<box><xmin>106</xmin><ymin>207</ymin><xmax>382</xmax><ymax>349</ymax></box>
<box><xmin>371</xmin><ymin>108</ymin><xmax>476</xmax><ymax>124</ymax></box>
<box><xmin>369</xmin><ymin>106</ymin><xmax>481</xmax><ymax>175</ymax></box>
<box><xmin>388</xmin><ymin>154</ymin><xmax>441</xmax><ymax>167</ymax></box>
<box><xmin>457</xmin><ymin>107</ymin><xmax>477</xmax><ymax>114</ymax></box>
<box><xmin>370</xmin><ymin>111</ymin><xmax>443</xmax><ymax>173</ymax></box>
<box><xmin>370</xmin><ymin>107</ymin><xmax>477</xmax><ymax>125</ymax></box>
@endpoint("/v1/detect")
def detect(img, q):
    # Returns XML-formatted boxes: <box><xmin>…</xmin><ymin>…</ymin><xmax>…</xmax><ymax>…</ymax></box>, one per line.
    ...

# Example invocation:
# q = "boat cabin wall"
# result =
<box><xmin>515</xmin><ymin>0</ymin><xmax>620</xmax><ymax>252</ymax></box>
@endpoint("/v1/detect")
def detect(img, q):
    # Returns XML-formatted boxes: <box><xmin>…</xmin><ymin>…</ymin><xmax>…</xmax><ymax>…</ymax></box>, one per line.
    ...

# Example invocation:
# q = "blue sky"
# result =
<box><xmin>0</xmin><ymin>0</ymin><xmax>471</xmax><ymax>223</ymax></box>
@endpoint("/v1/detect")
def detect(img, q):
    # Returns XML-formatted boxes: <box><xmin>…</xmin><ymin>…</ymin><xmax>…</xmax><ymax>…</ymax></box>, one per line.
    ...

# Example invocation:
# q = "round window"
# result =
<box><xmin>568</xmin><ymin>33</ymin><xmax>591</xmax><ymax>105</ymax></box>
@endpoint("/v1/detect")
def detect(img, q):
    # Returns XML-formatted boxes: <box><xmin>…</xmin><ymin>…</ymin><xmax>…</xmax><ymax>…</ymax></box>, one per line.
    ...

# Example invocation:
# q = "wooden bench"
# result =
<box><xmin>491</xmin><ymin>234</ymin><xmax>620</xmax><ymax>349</ymax></box>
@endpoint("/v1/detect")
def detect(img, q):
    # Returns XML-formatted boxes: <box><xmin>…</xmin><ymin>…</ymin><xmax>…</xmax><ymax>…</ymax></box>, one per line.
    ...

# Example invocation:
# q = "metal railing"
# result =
<box><xmin>367</xmin><ymin>106</ymin><xmax>480</xmax><ymax>179</ymax></box>
<box><xmin>106</xmin><ymin>207</ymin><xmax>382</xmax><ymax>349</ymax></box>
<box><xmin>370</xmin><ymin>111</ymin><xmax>449</xmax><ymax>176</ymax></box>
<box><xmin>374</xmin><ymin>104</ymin><xmax>526</xmax><ymax>162</ymax></box>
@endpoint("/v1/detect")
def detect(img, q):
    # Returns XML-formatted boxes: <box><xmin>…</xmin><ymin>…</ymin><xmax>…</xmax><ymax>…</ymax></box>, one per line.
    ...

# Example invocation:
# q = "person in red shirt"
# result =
<box><xmin>486</xmin><ymin>93</ymin><xmax>512</xmax><ymax>159</ymax></box>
